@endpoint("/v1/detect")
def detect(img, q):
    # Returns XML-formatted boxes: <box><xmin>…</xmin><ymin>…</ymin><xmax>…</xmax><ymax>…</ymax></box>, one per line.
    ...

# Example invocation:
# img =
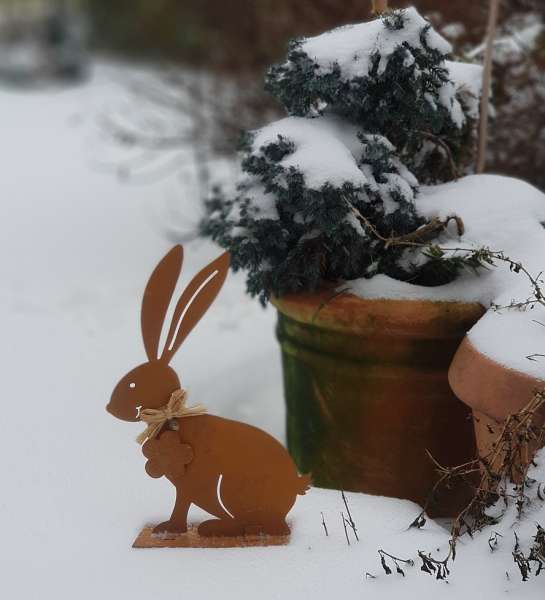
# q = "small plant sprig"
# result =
<box><xmin>353</xmin><ymin>209</ymin><xmax>545</xmax><ymax>305</ymax></box>
<box><xmin>485</xmin><ymin>251</ymin><xmax>545</xmax><ymax>312</ymax></box>
<box><xmin>422</xmin><ymin>246</ymin><xmax>545</xmax><ymax>297</ymax></box>
<box><xmin>512</xmin><ymin>527</ymin><xmax>545</xmax><ymax>581</ymax></box>
<box><xmin>418</xmin><ymin>550</ymin><xmax>451</xmax><ymax>580</ymax></box>
<box><xmin>378</xmin><ymin>549</ymin><xmax>414</xmax><ymax>577</ymax></box>
<box><xmin>488</xmin><ymin>531</ymin><xmax>503</xmax><ymax>552</ymax></box>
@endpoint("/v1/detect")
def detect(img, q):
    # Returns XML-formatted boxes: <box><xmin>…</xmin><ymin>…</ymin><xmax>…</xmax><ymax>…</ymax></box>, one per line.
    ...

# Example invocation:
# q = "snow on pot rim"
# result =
<box><xmin>345</xmin><ymin>174</ymin><xmax>545</xmax><ymax>381</ymax></box>
<box><xmin>448</xmin><ymin>337</ymin><xmax>545</xmax><ymax>423</ymax></box>
<box><xmin>449</xmin><ymin>337</ymin><xmax>545</xmax><ymax>484</ymax></box>
<box><xmin>271</xmin><ymin>173</ymin><xmax>545</xmax><ymax>382</ymax></box>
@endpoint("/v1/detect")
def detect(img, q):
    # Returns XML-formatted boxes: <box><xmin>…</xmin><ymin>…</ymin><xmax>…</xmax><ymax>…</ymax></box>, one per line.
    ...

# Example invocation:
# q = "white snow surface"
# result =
<box><xmin>253</xmin><ymin>115</ymin><xmax>367</xmax><ymax>189</ymax></box>
<box><xmin>1</xmin><ymin>63</ymin><xmax>544</xmax><ymax>599</ymax></box>
<box><xmin>301</xmin><ymin>7</ymin><xmax>451</xmax><ymax>79</ymax></box>
<box><xmin>445</xmin><ymin>60</ymin><xmax>483</xmax><ymax>119</ymax></box>
<box><xmin>247</xmin><ymin>115</ymin><xmax>417</xmax><ymax>232</ymax></box>
<box><xmin>348</xmin><ymin>175</ymin><xmax>545</xmax><ymax>381</ymax></box>
<box><xmin>250</xmin><ymin>116</ymin><xmax>418</xmax><ymax>225</ymax></box>
<box><xmin>298</xmin><ymin>7</ymin><xmax>467</xmax><ymax>127</ymax></box>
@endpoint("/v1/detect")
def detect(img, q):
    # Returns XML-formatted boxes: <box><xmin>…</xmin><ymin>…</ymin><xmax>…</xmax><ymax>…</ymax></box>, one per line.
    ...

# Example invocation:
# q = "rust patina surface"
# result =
<box><xmin>273</xmin><ymin>290</ymin><xmax>485</xmax><ymax>517</ymax></box>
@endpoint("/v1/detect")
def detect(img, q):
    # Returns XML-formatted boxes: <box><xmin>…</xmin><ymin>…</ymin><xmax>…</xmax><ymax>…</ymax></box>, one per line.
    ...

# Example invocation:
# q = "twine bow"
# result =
<box><xmin>136</xmin><ymin>388</ymin><xmax>207</xmax><ymax>444</ymax></box>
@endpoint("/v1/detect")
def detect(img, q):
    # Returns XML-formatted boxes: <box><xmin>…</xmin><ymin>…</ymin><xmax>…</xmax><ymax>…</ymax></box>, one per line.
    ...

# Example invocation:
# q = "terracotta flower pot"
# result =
<box><xmin>449</xmin><ymin>338</ymin><xmax>545</xmax><ymax>478</ymax></box>
<box><xmin>272</xmin><ymin>290</ymin><xmax>485</xmax><ymax>516</ymax></box>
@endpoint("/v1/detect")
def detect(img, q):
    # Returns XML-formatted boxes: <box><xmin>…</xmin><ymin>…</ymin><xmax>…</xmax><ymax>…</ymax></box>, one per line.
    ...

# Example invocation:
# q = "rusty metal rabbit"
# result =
<box><xmin>107</xmin><ymin>246</ymin><xmax>310</xmax><ymax>537</ymax></box>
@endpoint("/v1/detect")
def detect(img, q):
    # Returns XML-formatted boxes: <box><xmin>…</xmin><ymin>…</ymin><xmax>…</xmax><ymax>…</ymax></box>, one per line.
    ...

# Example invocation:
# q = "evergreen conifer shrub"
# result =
<box><xmin>265</xmin><ymin>8</ymin><xmax>475</xmax><ymax>184</ymax></box>
<box><xmin>201</xmin><ymin>8</ymin><xmax>481</xmax><ymax>303</ymax></box>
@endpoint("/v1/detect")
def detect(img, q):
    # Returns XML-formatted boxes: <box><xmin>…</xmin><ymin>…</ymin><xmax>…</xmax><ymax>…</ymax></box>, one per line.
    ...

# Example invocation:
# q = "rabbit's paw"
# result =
<box><xmin>260</xmin><ymin>520</ymin><xmax>290</xmax><ymax>536</ymax></box>
<box><xmin>197</xmin><ymin>518</ymin><xmax>245</xmax><ymax>537</ymax></box>
<box><xmin>243</xmin><ymin>520</ymin><xmax>290</xmax><ymax>536</ymax></box>
<box><xmin>152</xmin><ymin>520</ymin><xmax>187</xmax><ymax>535</ymax></box>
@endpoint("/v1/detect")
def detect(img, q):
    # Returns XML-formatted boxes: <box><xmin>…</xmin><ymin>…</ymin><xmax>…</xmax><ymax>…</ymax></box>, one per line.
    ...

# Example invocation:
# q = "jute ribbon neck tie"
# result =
<box><xmin>136</xmin><ymin>388</ymin><xmax>207</xmax><ymax>444</ymax></box>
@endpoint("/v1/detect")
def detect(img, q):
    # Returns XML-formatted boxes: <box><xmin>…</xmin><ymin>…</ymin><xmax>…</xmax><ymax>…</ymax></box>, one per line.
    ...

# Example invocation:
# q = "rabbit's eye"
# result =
<box><xmin>129</xmin><ymin>382</ymin><xmax>136</xmax><ymax>389</ymax></box>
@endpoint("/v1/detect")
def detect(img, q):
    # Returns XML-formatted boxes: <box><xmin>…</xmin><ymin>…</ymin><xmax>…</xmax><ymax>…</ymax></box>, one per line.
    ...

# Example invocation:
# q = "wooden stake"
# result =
<box><xmin>477</xmin><ymin>0</ymin><xmax>501</xmax><ymax>174</ymax></box>
<box><xmin>372</xmin><ymin>0</ymin><xmax>388</xmax><ymax>14</ymax></box>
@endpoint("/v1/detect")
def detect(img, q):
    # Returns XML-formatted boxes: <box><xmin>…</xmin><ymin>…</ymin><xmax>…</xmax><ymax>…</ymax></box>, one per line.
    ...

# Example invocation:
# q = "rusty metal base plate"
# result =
<box><xmin>132</xmin><ymin>525</ymin><xmax>290</xmax><ymax>548</ymax></box>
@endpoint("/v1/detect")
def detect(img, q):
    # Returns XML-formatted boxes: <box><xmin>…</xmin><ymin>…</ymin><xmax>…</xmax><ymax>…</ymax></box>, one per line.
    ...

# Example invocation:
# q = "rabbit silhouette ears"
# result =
<box><xmin>141</xmin><ymin>245</ymin><xmax>230</xmax><ymax>364</ymax></box>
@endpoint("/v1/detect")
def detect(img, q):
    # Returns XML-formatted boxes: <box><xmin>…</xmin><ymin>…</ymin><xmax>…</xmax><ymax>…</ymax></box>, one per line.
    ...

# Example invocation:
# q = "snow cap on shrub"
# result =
<box><xmin>266</xmin><ymin>7</ymin><xmax>477</xmax><ymax>183</ymax></box>
<box><xmin>202</xmin><ymin>115</ymin><xmax>425</xmax><ymax>303</ymax></box>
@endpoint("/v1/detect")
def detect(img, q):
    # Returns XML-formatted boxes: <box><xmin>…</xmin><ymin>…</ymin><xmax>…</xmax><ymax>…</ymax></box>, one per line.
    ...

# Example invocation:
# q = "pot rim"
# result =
<box><xmin>272</xmin><ymin>289</ymin><xmax>485</xmax><ymax>339</ymax></box>
<box><xmin>449</xmin><ymin>337</ymin><xmax>545</xmax><ymax>422</ymax></box>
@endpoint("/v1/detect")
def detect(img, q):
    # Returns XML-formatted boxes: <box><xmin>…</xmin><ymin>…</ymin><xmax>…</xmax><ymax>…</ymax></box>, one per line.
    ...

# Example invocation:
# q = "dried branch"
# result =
<box><xmin>513</xmin><ymin>527</ymin><xmax>545</xmax><ymax>581</ymax></box>
<box><xmin>418</xmin><ymin>550</ymin><xmax>451</xmax><ymax>580</ymax></box>
<box><xmin>527</xmin><ymin>354</ymin><xmax>545</xmax><ymax>362</ymax></box>
<box><xmin>341</xmin><ymin>490</ymin><xmax>360</xmax><ymax>541</ymax></box>
<box><xmin>341</xmin><ymin>512</ymin><xmax>350</xmax><ymax>546</ymax></box>
<box><xmin>418</xmin><ymin>129</ymin><xmax>461</xmax><ymax>180</ymax></box>
<box><xmin>378</xmin><ymin>549</ymin><xmax>414</xmax><ymax>577</ymax></box>
<box><xmin>345</xmin><ymin>197</ymin><xmax>465</xmax><ymax>249</ymax></box>
<box><xmin>411</xmin><ymin>391</ymin><xmax>545</xmax><ymax>575</ymax></box>
<box><xmin>488</xmin><ymin>531</ymin><xmax>503</xmax><ymax>552</ymax></box>
<box><xmin>489</xmin><ymin>261</ymin><xmax>545</xmax><ymax>312</ymax></box>
<box><xmin>321</xmin><ymin>512</ymin><xmax>329</xmax><ymax>536</ymax></box>
<box><xmin>344</xmin><ymin>204</ymin><xmax>545</xmax><ymax>316</ymax></box>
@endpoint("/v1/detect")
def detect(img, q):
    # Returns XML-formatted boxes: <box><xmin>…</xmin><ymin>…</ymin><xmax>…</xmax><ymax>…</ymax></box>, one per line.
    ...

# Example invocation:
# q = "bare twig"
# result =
<box><xmin>488</xmin><ymin>258</ymin><xmax>544</xmax><ymax>311</ymax></box>
<box><xmin>412</xmin><ymin>391</ymin><xmax>545</xmax><ymax>571</ymax></box>
<box><xmin>345</xmin><ymin>197</ymin><xmax>464</xmax><ymax>249</ymax></box>
<box><xmin>341</xmin><ymin>511</ymin><xmax>351</xmax><ymax>546</ymax></box>
<box><xmin>378</xmin><ymin>549</ymin><xmax>414</xmax><ymax>576</ymax></box>
<box><xmin>401</xmin><ymin>392</ymin><xmax>545</xmax><ymax>581</ymax></box>
<box><xmin>488</xmin><ymin>531</ymin><xmax>503</xmax><ymax>552</ymax></box>
<box><xmin>418</xmin><ymin>129</ymin><xmax>461</xmax><ymax>180</ymax></box>
<box><xmin>341</xmin><ymin>491</ymin><xmax>360</xmax><ymax>541</ymax></box>
<box><xmin>321</xmin><ymin>512</ymin><xmax>329</xmax><ymax>537</ymax></box>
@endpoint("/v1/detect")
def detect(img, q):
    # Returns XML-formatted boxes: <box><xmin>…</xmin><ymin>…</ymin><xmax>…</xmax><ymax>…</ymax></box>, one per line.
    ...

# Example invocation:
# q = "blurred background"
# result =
<box><xmin>0</xmin><ymin>0</ymin><xmax>544</xmax><ymax>439</ymax></box>
<box><xmin>0</xmin><ymin>4</ymin><xmax>544</xmax><ymax>588</ymax></box>
<box><xmin>1</xmin><ymin>0</ymin><xmax>544</xmax><ymax>432</ymax></box>
<box><xmin>1</xmin><ymin>0</ymin><xmax>544</xmax><ymax>189</ymax></box>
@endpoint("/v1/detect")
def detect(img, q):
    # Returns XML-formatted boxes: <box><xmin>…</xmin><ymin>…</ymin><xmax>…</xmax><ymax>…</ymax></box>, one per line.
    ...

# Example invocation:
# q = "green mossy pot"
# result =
<box><xmin>272</xmin><ymin>290</ymin><xmax>485</xmax><ymax>517</ymax></box>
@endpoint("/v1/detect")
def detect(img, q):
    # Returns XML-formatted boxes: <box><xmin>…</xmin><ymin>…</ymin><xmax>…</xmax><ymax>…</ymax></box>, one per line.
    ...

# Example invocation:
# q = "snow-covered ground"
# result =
<box><xmin>1</xmin><ymin>63</ymin><xmax>543</xmax><ymax>599</ymax></box>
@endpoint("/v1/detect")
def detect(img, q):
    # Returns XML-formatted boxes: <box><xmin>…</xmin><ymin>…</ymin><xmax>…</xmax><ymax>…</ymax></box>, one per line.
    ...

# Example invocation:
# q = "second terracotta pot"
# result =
<box><xmin>273</xmin><ymin>290</ymin><xmax>485</xmax><ymax>516</ymax></box>
<box><xmin>449</xmin><ymin>337</ymin><xmax>545</xmax><ymax>479</ymax></box>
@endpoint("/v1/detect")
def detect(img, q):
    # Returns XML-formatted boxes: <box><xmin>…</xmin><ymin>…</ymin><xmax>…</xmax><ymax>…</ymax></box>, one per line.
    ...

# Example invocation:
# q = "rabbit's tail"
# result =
<box><xmin>296</xmin><ymin>473</ymin><xmax>312</xmax><ymax>495</ymax></box>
